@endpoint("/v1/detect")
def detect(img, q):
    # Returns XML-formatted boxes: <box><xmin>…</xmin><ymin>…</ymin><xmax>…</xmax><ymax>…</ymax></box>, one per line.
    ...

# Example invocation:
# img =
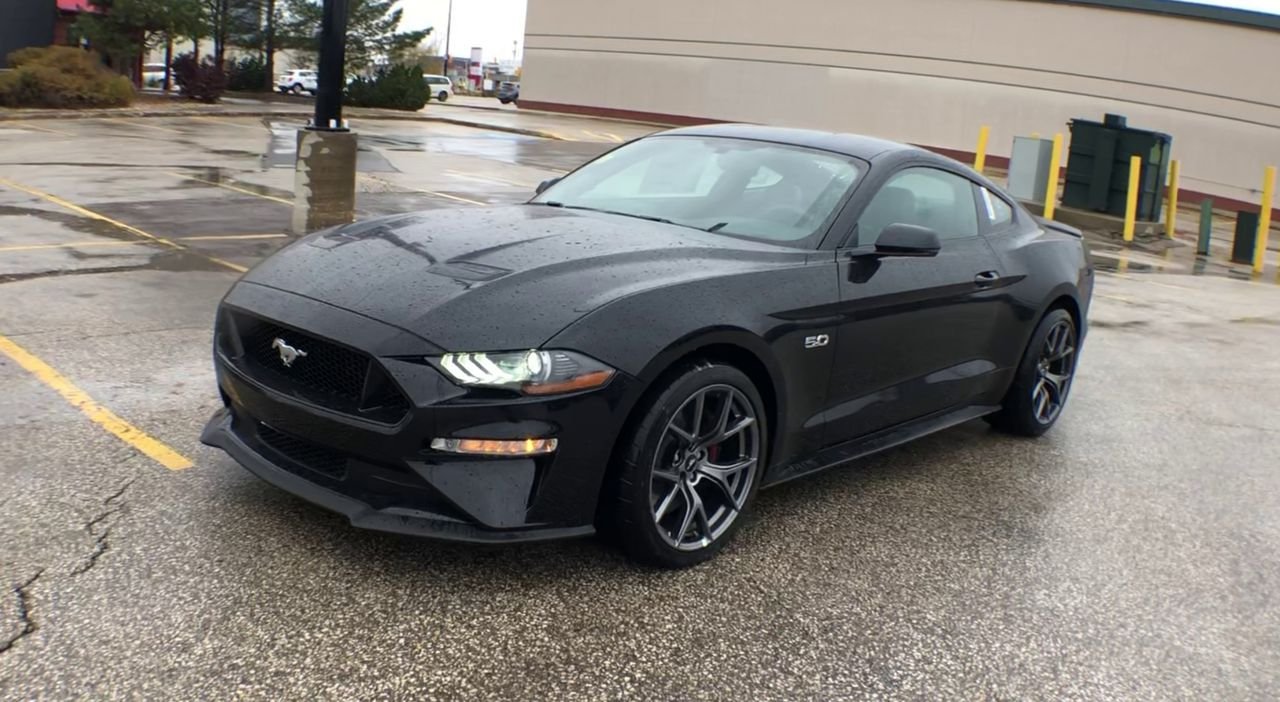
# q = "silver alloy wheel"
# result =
<box><xmin>650</xmin><ymin>384</ymin><xmax>760</xmax><ymax>551</ymax></box>
<box><xmin>1032</xmin><ymin>319</ymin><xmax>1076</xmax><ymax>424</ymax></box>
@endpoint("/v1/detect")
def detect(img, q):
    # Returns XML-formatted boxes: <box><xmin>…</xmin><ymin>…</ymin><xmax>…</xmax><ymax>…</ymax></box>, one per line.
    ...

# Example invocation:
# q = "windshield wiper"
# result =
<box><xmin>539</xmin><ymin>202</ymin><xmax>685</xmax><ymax>228</ymax></box>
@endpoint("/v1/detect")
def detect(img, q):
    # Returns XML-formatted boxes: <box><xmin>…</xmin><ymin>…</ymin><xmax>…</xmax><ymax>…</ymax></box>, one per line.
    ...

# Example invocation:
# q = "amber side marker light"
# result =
<box><xmin>430</xmin><ymin>438</ymin><xmax>559</xmax><ymax>456</ymax></box>
<box><xmin>521</xmin><ymin>370</ymin><xmax>615</xmax><ymax>396</ymax></box>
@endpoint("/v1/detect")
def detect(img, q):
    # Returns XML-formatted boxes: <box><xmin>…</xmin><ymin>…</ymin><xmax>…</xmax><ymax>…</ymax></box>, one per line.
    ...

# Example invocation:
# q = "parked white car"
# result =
<box><xmin>277</xmin><ymin>69</ymin><xmax>318</xmax><ymax>95</ymax></box>
<box><xmin>424</xmin><ymin>74</ymin><xmax>453</xmax><ymax>102</ymax></box>
<box><xmin>142</xmin><ymin>63</ymin><xmax>167</xmax><ymax>88</ymax></box>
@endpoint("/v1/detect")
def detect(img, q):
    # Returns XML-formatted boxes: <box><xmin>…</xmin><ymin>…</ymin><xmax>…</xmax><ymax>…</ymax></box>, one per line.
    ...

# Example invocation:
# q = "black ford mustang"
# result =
<box><xmin>202</xmin><ymin>124</ymin><xmax>1092</xmax><ymax>567</ymax></box>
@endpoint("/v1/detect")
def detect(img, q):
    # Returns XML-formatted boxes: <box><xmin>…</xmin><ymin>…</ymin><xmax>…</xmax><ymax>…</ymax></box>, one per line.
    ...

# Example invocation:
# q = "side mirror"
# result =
<box><xmin>873</xmin><ymin>223</ymin><xmax>941</xmax><ymax>257</ymax></box>
<box><xmin>535</xmin><ymin>177</ymin><xmax>560</xmax><ymax>195</ymax></box>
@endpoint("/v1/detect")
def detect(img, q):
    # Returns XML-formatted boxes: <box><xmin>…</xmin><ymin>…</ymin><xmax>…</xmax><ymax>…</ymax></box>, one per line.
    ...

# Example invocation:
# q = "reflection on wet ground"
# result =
<box><xmin>264</xmin><ymin>122</ymin><xmax>397</xmax><ymax>172</ymax></box>
<box><xmin>358</xmin><ymin>130</ymin><xmax>612</xmax><ymax>173</ymax></box>
<box><xmin>1087</xmin><ymin>237</ymin><xmax>1279</xmax><ymax>284</ymax></box>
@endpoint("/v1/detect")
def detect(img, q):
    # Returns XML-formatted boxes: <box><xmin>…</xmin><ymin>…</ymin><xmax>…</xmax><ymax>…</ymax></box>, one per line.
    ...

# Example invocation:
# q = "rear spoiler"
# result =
<box><xmin>1034</xmin><ymin>216</ymin><xmax>1083</xmax><ymax>238</ymax></box>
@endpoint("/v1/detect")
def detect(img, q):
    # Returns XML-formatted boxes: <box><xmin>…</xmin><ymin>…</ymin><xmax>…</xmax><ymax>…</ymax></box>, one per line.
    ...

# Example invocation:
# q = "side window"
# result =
<box><xmin>980</xmin><ymin>187</ymin><xmax>1014</xmax><ymax>228</ymax></box>
<box><xmin>856</xmin><ymin>167</ymin><xmax>979</xmax><ymax>246</ymax></box>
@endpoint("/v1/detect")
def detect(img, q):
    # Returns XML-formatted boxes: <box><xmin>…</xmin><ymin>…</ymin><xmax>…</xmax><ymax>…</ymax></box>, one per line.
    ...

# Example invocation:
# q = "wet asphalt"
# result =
<box><xmin>1</xmin><ymin>113</ymin><xmax>1279</xmax><ymax>700</ymax></box>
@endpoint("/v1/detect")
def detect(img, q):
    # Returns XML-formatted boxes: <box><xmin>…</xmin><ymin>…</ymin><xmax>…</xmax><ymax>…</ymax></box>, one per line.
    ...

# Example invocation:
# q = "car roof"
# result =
<box><xmin>658</xmin><ymin>124</ymin><xmax>925</xmax><ymax>161</ymax></box>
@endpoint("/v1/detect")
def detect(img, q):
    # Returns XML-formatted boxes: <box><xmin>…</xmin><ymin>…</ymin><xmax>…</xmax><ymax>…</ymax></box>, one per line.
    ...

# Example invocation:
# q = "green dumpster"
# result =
<box><xmin>1062</xmin><ymin>113</ymin><xmax>1172</xmax><ymax>222</ymax></box>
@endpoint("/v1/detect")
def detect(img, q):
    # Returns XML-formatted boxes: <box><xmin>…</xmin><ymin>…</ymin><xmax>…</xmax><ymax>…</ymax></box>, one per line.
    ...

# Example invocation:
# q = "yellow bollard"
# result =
<box><xmin>973</xmin><ymin>125</ymin><xmax>990</xmax><ymax>174</ymax></box>
<box><xmin>1253</xmin><ymin>165</ymin><xmax>1277</xmax><ymax>273</ymax></box>
<box><xmin>1121</xmin><ymin>155</ymin><xmax>1141</xmax><ymax>242</ymax></box>
<box><xmin>1123</xmin><ymin>155</ymin><xmax>1142</xmax><ymax>242</ymax></box>
<box><xmin>1043</xmin><ymin>134</ymin><xmax>1064</xmax><ymax>220</ymax></box>
<box><xmin>1165</xmin><ymin>159</ymin><xmax>1180</xmax><ymax>238</ymax></box>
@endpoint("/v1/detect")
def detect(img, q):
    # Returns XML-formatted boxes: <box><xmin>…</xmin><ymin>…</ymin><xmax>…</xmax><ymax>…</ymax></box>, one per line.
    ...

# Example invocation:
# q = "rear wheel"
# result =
<box><xmin>437</xmin><ymin>91</ymin><xmax>449</xmax><ymax>102</ymax></box>
<box><xmin>611</xmin><ymin>363</ymin><xmax>766</xmax><ymax>568</ymax></box>
<box><xmin>290</xmin><ymin>83</ymin><xmax>303</xmax><ymax>95</ymax></box>
<box><xmin>988</xmin><ymin>308</ymin><xmax>1078</xmax><ymax>437</ymax></box>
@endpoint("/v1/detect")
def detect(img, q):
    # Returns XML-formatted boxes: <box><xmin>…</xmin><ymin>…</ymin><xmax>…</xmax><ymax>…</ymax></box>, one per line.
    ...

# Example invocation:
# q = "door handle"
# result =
<box><xmin>974</xmin><ymin>270</ymin><xmax>1001</xmax><ymax>286</ymax></box>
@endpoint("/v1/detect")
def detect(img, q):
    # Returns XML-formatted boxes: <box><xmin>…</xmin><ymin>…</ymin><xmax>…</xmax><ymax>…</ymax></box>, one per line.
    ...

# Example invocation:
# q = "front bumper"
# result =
<box><xmin>201</xmin><ymin>407</ymin><xmax>594</xmax><ymax>543</ymax></box>
<box><xmin>201</xmin><ymin>282</ymin><xmax>639</xmax><ymax>544</ymax></box>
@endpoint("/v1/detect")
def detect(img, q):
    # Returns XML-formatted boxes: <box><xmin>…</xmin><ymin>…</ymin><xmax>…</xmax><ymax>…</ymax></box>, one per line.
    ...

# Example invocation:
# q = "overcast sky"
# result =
<box><xmin>394</xmin><ymin>0</ymin><xmax>1278</xmax><ymax>64</ymax></box>
<box><xmin>1194</xmin><ymin>0</ymin><xmax>1280</xmax><ymax>11</ymax></box>
<box><xmin>398</xmin><ymin>0</ymin><xmax>528</xmax><ymax>64</ymax></box>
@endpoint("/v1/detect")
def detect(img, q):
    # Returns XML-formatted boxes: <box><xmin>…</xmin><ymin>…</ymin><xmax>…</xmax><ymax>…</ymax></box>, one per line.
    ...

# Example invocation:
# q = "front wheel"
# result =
<box><xmin>437</xmin><ymin>91</ymin><xmax>449</xmax><ymax>102</ymax></box>
<box><xmin>610</xmin><ymin>363</ymin><xmax>766</xmax><ymax>568</ymax></box>
<box><xmin>290</xmin><ymin>84</ymin><xmax>303</xmax><ymax>95</ymax></box>
<box><xmin>988</xmin><ymin>308</ymin><xmax>1079</xmax><ymax>437</ymax></box>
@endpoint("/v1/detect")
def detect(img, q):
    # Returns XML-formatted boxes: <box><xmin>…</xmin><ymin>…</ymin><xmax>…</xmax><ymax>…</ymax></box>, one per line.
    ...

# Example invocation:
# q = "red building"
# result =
<box><xmin>54</xmin><ymin>0</ymin><xmax>97</xmax><ymax>46</ymax></box>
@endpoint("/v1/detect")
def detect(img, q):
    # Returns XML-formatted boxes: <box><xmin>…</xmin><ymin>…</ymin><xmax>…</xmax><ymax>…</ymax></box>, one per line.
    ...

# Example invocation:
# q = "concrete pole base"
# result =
<box><xmin>292</xmin><ymin>129</ymin><xmax>357</xmax><ymax>234</ymax></box>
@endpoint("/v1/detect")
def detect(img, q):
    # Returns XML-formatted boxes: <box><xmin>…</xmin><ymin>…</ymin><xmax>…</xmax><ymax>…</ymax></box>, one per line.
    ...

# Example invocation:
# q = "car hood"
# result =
<box><xmin>239</xmin><ymin>205</ymin><xmax>807</xmax><ymax>351</ymax></box>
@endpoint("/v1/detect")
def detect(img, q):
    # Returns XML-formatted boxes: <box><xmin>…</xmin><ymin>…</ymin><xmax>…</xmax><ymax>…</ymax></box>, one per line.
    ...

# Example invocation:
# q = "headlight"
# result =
<box><xmin>432</xmin><ymin>350</ymin><xmax>615</xmax><ymax>396</ymax></box>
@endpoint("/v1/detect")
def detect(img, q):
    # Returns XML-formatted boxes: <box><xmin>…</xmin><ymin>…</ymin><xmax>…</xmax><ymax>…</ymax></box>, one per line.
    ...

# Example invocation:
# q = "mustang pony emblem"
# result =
<box><xmin>271</xmin><ymin>338</ymin><xmax>308</xmax><ymax>367</ymax></box>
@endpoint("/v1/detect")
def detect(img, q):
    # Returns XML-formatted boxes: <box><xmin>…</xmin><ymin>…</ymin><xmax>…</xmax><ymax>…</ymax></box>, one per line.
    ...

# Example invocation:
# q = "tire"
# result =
<box><xmin>290</xmin><ymin>84</ymin><xmax>303</xmax><ymax>95</ymax></box>
<box><xmin>987</xmin><ymin>308</ymin><xmax>1079</xmax><ymax>437</ymax></box>
<box><xmin>610</xmin><ymin>362</ymin><xmax>767</xmax><ymax>568</ymax></box>
<box><xmin>499</xmin><ymin>99</ymin><xmax>511</xmax><ymax>104</ymax></box>
<box><xmin>438</xmin><ymin>91</ymin><xmax>449</xmax><ymax>102</ymax></box>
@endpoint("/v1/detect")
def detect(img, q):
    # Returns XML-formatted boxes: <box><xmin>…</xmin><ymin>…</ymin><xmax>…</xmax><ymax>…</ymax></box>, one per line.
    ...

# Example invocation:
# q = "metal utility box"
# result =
<box><xmin>1231</xmin><ymin>211</ymin><xmax>1259</xmax><ymax>265</ymax></box>
<box><xmin>1007</xmin><ymin>137</ymin><xmax>1054</xmax><ymax>203</ymax></box>
<box><xmin>1061</xmin><ymin>113</ymin><xmax>1172</xmax><ymax>221</ymax></box>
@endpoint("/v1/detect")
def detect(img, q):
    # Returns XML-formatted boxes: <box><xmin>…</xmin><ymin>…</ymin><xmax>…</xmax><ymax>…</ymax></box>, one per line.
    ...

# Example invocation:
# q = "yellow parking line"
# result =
<box><xmin>103</xmin><ymin>117</ymin><xmax>184</xmax><ymax>134</ymax></box>
<box><xmin>581</xmin><ymin>130</ymin><xmax>623</xmax><ymax>143</ymax></box>
<box><xmin>443</xmin><ymin>170</ymin><xmax>535</xmax><ymax>188</ymax></box>
<box><xmin>359</xmin><ymin>174</ymin><xmax>485</xmax><ymax>206</ymax></box>
<box><xmin>1097</xmin><ymin>293</ymin><xmax>1135</xmax><ymax>303</ymax></box>
<box><xmin>0</xmin><ymin>334</ymin><xmax>193</xmax><ymax>470</ymax></box>
<box><xmin>0</xmin><ymin>233</ymin><xmax>285</xmax><ymax>252</ymax></box>
<box><xmin>188</xmin><ymin>115</ymin><xmax>242</xmax><ymax>126</ymax></box>
<box><xmin>168</xmin><ymin>172</ymin><xmax>294</xmax><ymax>206</ymax></box>
<box><xmin>0</xmin><ymin>177</ymin><xmax>247</xmax><ymax>273</ymax></box>
<box><xmin>179</xmin><ymin>233</ymin><xmax>288</xmax><ymax>241</ymax></box>
<box><xmin>0</xmin><ymin>240</ymin><xmax>146</xmax><ymax>253</ymax></box>
<box><xmin>18</xmin><ymin>123</ymin><xmax>74</xmax><ymax>137</ymax></box>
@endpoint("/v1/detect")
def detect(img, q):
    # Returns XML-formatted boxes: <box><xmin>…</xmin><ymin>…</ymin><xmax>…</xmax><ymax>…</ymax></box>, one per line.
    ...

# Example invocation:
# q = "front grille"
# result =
<box><xmin>258</xmin><ymin>424</ymin><xmax>347</xmax><ymax>479</ymax></box>
<box><xmin>249</xmin><ymin>421</ymin><xmax>464</xmax><ymax>520</ymax></box>
<box><xmin>222</xmin><ymin>310</ymin><xmax>409</xmax><ymax>423</ymax></box>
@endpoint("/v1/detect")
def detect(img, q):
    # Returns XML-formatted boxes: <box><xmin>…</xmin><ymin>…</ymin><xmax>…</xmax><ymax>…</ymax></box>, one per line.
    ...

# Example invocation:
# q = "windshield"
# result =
<box><xmin>531</xmin><ymin>136</ymin><xmax>862</xmax><ymax>245</ymax></box>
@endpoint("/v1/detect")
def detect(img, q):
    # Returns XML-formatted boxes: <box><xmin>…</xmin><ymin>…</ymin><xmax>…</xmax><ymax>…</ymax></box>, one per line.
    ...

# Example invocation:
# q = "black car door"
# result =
<box><xmin>822</xmin><ymin>165</ymin><xmax>1008</xmax><ymax>444</ymax></box>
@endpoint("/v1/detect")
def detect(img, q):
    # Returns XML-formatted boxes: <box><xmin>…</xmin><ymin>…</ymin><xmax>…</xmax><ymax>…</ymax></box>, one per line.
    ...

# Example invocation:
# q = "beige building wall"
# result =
<box><xmin>521</xmin><ymin>0</ymin><xmax>1280</xmax><ymax>207</ymax></box>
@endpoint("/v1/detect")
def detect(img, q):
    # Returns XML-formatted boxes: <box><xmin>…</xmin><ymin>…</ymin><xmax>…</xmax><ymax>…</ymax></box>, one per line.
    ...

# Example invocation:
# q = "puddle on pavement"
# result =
<box><xmin>264</xmin><ymin>122</ymin><xmax>397</xmax><ymax>172</ymax></box>
<box><xmin>1087</xmin><ymin>239</ymin><xmax>1280</xmax><ymax>284</ymax></box>
<box><xmin>0</xmin><ymin>248</ymin><xmax>227</xmax><ymax>285</ymax></box>
<box><xmin>0</xmin><ymin>204</ymin><xmax>137</xmax><ymax>240</ymax></box>
<box><xmin>175</xmin><ymin>166</ymin><xmax>296</xmax><ymax>202</ymax></box>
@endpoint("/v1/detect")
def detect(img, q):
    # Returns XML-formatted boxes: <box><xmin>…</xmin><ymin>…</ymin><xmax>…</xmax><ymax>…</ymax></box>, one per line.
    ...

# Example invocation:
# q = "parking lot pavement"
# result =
<box><xmin>2</xmin><ymin>113</ymin><xmax>1280</xmax><ymax>700</ymax></box>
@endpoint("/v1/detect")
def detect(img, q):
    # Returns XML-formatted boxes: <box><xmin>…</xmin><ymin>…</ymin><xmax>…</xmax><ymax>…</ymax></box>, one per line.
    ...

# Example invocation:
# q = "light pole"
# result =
<box><xmin>311</xmin><ymin>0</ymin><xmax>350</xmax><ymax>131</ymax></box>
<box><xmin>294</xmin><ymin>0</ymin><xmax>357</xmax><ymax>234</ymax></box>
<box><xmin>443</xmin><ymin>0</ymin><xmax>453</xmax><ymax>78</ymax></box>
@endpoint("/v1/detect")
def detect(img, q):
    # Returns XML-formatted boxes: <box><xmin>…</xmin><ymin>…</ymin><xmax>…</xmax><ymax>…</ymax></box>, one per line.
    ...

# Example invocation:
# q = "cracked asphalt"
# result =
<box><xmin>2</xmin><ymin>111</ymin><xmax>1280</xmax><ymax>700</ymax></box>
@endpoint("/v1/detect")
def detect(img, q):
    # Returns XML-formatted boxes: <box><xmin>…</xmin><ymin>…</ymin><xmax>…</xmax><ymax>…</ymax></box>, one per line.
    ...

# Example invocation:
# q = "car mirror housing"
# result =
<box><xmin>535</xmin><ymin>178</ymin><xmax>560</xmax><ymax>196</ymax></box>
<box><xmin>873</xmin><ymin>224</ymin><xmax>941</xmax><ymax>257</ymax></box>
